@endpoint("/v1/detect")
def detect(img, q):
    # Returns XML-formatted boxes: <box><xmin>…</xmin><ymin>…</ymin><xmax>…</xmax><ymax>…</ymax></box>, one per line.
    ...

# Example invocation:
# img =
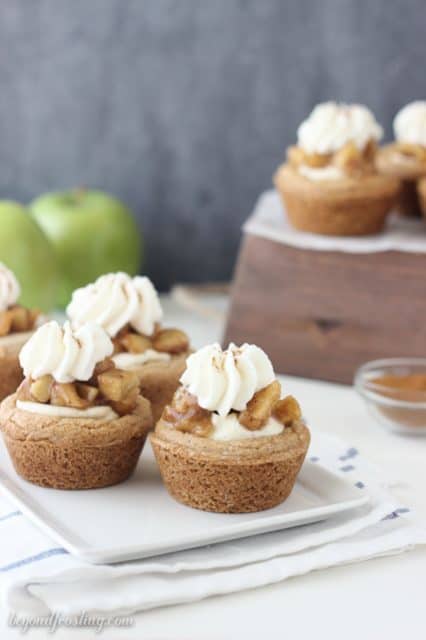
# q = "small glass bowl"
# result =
<box><xmin>354</xmin><ymin>358</ymin><xmax>426</xmax><ymax>436</ymax></box>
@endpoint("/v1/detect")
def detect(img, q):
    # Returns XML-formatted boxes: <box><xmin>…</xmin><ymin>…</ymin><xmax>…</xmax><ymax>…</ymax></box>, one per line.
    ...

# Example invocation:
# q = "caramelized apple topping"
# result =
<box><xmin>0</xmin><ymin>305</ymin><xmax>39</xmax><ymax>337</ymax></box>
<box><xmin>50</xmin><ymin>382</ymin><xmax>91</xmax><ymax>409</ymax></box>
<box><xmin>273</xmin><ymin>395</ymin><xmax>302</xmax><ymax>426</ymax></box>
<box><xmin>120</xmin><ymin>333</ymin><xmax>152</xmax><ymax>354</ymax></box>
<box><xmin>30</xmin><ymin>375</ymin><xmax>54</xmax><ymax>403</ymax></box>
<box><xmin>161</xmin><ymin>382</ymin><xmax>303</xmax><ymax>438</ymax></box>
<box><xmin>16</xmin><ymin>359</ymin><xmax>141</xmax><ymax>416</ymax></box>
<box><xmin>152</xmin><ymin>328</ymin><xmax>189</xmax><ymax>354</ymax></box>
<box><xmin>162</xmin><ymin>388</ymin><xmax>213</xmax><ymax>437</ymax></box>
<box><xmin>238</xmin><ymin>381</ymin><xmax>281</xmax><ymax>430</ymax></box>
<box><xmin>111</xmin><ymin>325</ymin><xmax>189</xmax><ymax>356</ymax></box>
<box><xmin>287</xmin><ymin>139</ymin><xmax>377</xmax><ymax>177</ymax></box>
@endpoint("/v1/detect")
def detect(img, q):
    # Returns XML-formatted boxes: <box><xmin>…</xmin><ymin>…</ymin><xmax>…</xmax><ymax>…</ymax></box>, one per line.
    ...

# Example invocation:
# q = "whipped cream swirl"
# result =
<box><xmin>67</xmin><ymin>272</ymin><xmax>163</xmax><ymax>337</ymax></box>
<box><xmin>394</xmin><ymin>101</ymin><xmax>426</xmax><ymax>147</ymax></box>
<box><xmin>180</xmin><ymin>343</ymin><xmax>275</xmax><ymax>417</ymax></box>
<box><xmin>19</xmin><ymin>321</ymin><xmax>113</xmax><ymax>383</ymax></box>
<box><xmin>297</xmin><ymin>102</ymin><xmax>383</xmax><ymax>154</ymax></box>
<box><xmin>0</xmin><ymin>263</ymin><xmax>20</xmax><ymax>312</ymax></box>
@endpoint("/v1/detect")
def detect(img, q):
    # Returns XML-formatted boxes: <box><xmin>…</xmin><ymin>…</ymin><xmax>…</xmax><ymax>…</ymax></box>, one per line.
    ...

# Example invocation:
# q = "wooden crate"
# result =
<box><xmin>224</xmin><ymin>233</ymin><xmax>426</xmax><ymax>384</ymax></box>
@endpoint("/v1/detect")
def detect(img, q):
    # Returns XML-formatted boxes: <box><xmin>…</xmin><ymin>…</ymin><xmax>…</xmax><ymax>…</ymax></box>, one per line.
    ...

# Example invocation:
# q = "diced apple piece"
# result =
<box><xmin>50</xmin><ymin>382</ymin><xmax>90</xmax><ymax>409</ymax></box>
<box><xmin>30</xmin><ymin>375</ymin><xmax>53</xmax><ymax>403</ymax></box>
<box><xmin>0</xmin><ymin>311</ymin><xmax>12</xmax><ymax>337</ymax></box>
<box><xmin>120</xmin><ymin>332</ymin><xmax>152</xmax><ymax>354</ymax></box>
<box><xmin>304</xmin><ymin>151</ymin><xmax>331</xmax><ymax>168</ymax></box>
<box><xmin>90</xmin><ymin>358</ymin><xmax>116</xmax><ymax>385</ymax></box>
<box><xmin>98</xmin><ymin>369</ymin><xmax>139</xmax><ymax>402</ymax></box>
<box><xmin>273</xmin><ymin>395</ymin><xmax>302</xmax><ymax>426</ymax></box>
<box><xmin>152</xmin><ymin>328</ymin><xmax>189</xmax><ymax>354</ymax></box>
<box><xmin>16</xmin><ymin>378</ymin><xmax>33</xmax><ymax>401</ymax></box>
<box><xmin>112</xmin><ymin>337</ymin><xmax>124</xmax><ymax>354</ymax></box>
<box><xmin>239</xmin><ymin>380</ymin><xmax>281</xmax><ymax>430</ymax></box>
<box><xmin>76</xmin><ymin>383</ymin><xmax>99</xmax><ymax>403</ymax></box>
<box><xmin>175</xmin><ymin>415</ymin><xmax>213</xmax><ymax>437</ymax></box>
<box><xmin>111</xmin><ymin>385</ymin><xmax>139</xmax><ymax>416</ymax></box>
<box><xmin>334</xmin><ymin>142</ymin><xmax>361</xmax><ymax>172</ymax></box>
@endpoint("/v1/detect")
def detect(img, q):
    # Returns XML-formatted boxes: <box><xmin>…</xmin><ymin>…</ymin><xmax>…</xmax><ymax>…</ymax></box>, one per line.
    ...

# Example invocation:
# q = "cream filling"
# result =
<box><xmin>16</xmin><ymin>400</ymin><xmax>118</xmax><ymax>420</ymax></box>
<box><xmin>112</xmin><ymin>349</ymin><xmax>171</xmax><ymax>370</ymax></box>
<box><xmin>298</xmin><ymin>165</ymin><xmax>344</xmax><ymax>181</ymax></box>
<box><xmin>209</xmin><ymin>412</ymin><xmax>284</xmax><ymax>441</ymax></box>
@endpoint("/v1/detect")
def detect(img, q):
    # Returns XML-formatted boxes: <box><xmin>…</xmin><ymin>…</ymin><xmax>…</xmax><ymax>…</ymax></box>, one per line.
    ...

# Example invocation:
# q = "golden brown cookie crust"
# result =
<box><xmin>0</xmin><ymin>331</ymin><xmax>33</xmax><ymax>401</ymax></box>
<box><xmin>134</xmin><ymin>352</ymin><xmax>188</xmax><ymax>423</ymax></box>
<box><xmin>376</xmin><ymin>145</ymin><xmax>426</xmax><ymax>216</ymax></box>
<box><xmin>417</xmin><ymin>177</ymin><xmax>426</xmax><ymax>218</ymax></box>
<box><xmin>0</xmin><ymin>356</ymin><xmax>24</xmax><ymax>403</ymax></box>
<box><xmin>150</xmin><ymin>420</ymin><xmax>310</xmax><ymax>513</ymax></box>
<box><xmin>274</xmin><ymin>164</ymin><xmax>399</xmax><ymax>236</ymax></box>
<box><xmin>0</xmin><ymin>394</ymin><xmax>153</xmax><ymax>489</ymax></box>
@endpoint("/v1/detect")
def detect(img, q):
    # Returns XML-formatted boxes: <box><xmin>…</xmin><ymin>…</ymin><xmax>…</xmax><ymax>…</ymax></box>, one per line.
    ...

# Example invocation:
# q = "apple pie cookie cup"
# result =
<box><xmin>0</xmin><ymin>394</ymin><xmax>152</xmax><ymax>490</ymax></box>
<box><xmin>275</xmin><ymin>165</ymin><xmax>399</xmax><ymax>236</ymax></box>
<box><xmin>0</xmin><ymin>263</ymin><xmax>43</xmax><ymax>401</ymax></box>
<box><xmin>66</xmin><ymin>273</ymin><xmax>191</xmax><ymax>424</ymax></box>
<box><xmin>151</xmin><ymin>343</ymin><xmax>310</xmax><ymax>513</ymax></box>
<box><xmin>0</xmin><ymin>338</ymin><xmax>30</xmax><ymax>402</ymax></box>
<box><xmin>150</xmin><ymin>420</ymin><xmax>309</xmax><ymax>513</ymax></box>
<box><xmin>376</xmin><ymin>144</ymin><xmax>426</xmax><ymax>217</ymax></box>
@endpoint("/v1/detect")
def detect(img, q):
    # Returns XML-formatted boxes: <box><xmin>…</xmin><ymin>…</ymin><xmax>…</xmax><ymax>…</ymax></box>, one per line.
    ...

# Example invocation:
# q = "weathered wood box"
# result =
<box><xmin>224</xmin><ymin>191</ymin><xmax>426</xmax><ymax>385</ymax></box>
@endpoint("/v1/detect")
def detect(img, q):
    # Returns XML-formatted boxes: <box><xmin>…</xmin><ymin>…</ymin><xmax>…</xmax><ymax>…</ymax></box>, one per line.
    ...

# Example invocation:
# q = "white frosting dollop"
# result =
<box><xmin>298</xmin><ymin>165</ymin><xmax>344</xmax><ymax>181</ymax></box>
<box><xmin>297</xmin><ymin>102</ymin><xmax>383</xmax><ymax>154</ymax></box>
<box><xmin>16</xmin><ymin>400</ymin><xmax>118</xmax><ymax>420</ymax></box>
<box><xmin>394</xmin><ymin>101</ymin><xmax>426</xmax><ymax>147</ymax></box>
<box><xmin>112</xmin><ymin>349</ymin><xmax>171</xmax><ymax>370</ymax></box>
<box><xmin>19</xmin><ymin>321</ymin><xmax>113</xmax><ymax>383</ymax></box>
<box><xmin>209</xmin><ymin>412</ymin><xmax>283</xmax><ymax>441</ymax></box>
<box><xmin>67</xmin><ymin>272</ymin><xmax>163</xmax><ymax>337</ymax></box>
<box><xmin>0</xmin><ymin>263</ymin><xmax>20</xmax><ymax>312</ymax></box>
<box><xmin>180</xmin><ymin>343</ymin><xmax>275</xmax><ymax>417</ymax></box>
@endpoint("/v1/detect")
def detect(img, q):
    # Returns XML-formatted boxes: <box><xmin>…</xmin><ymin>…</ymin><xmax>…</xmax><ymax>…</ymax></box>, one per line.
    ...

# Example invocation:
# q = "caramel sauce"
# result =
<box><xmin>371</xmin><ymin>374</ymin><xmax>426</xmax><ymax>428</ymax></box>
<box><xmin>372</xmin><ymin>374</ymin><xmax>426</xmax><ymax>401</ymax></box>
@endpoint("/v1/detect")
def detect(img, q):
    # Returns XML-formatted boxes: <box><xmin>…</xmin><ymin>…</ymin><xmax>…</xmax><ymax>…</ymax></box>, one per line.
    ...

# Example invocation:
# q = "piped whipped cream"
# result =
<box><xmin>394</xmin><ymin>101</ymin><xmax>426</xmax><ymax>147</ymax></box>
<box><xmin>210</xmin><ymin>412</ymin><xmax>283</xmax><ymax>441</ymax></box>
<box><xmin>112</xmin><ymin>349</ymin><xmax>171</xmax><ymax>370</ymax></box>
<box><xmin>297</xmin><ymin>102</ymin><xmax>383</xmax><ymax>154</ymax></box>
<box><xmin>0</xmin><ymin>263</ymin><xmax>20</xmax><ymax>312</ymax></box>
<box><xmin>298</xmin><ymin>165</ymin><xmax>344</xmax><ymax>181</ymax></box>
<box><xmin>180</xmin><ymin>343</ymin><xmax>275</xmax><ymax>417</ymax></box>
<box><xmin>67</xmin><ymin>272</ymin><xmax>163</xmax><ymax>337</ymax></box>
<box><xmin>19</xmin><ymin>320</ymin><xmax>113</xmax><ymax>383</ymax></box>
<box><xmin>16</xmin><ymin>400</ymin><xmax>118</xmax><ymax>420</ymax></box>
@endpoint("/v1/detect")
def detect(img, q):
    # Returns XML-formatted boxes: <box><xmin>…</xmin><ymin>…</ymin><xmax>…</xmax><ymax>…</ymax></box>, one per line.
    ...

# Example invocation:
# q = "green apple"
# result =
<box><xmin>30</xmin><ymin>189</ymin><xmax>142</xmax><ymax>308</ymax></box>
<box><xmin>0</xmin><ymin>201</ymin><xmax>57</xmax><ymax>311</ymax></box>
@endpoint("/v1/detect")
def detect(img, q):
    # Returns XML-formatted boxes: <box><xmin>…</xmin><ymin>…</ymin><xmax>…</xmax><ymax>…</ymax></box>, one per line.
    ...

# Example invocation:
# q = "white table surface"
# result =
<box><xmin>2</xmin><ymin>293</ymin><xmax>426</xmax><ymax>640</ymax></box>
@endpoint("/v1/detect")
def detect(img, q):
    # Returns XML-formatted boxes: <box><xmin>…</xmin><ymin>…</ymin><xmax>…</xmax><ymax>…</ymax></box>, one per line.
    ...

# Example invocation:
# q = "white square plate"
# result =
<box><xmin>0</xmin><ymin>441</ymin><xmax>369</xmax><ymax>564</ymax></box>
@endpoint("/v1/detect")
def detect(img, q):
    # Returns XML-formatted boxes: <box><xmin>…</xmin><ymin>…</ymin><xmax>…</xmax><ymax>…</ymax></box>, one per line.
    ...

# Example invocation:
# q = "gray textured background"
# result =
<box><xmin>1</xmin><ymin>0</ymin><xmax>425</xmax><ymax>289</ymax></box>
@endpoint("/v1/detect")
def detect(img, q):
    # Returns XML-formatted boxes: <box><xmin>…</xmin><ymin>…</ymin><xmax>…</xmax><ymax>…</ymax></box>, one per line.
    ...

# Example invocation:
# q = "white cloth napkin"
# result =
<box><xmin>245</xmin><ymin>190</ymin><xmax>426</xmax><ymax>253</ymax></box>
<box><xmin>1</xmin><ymin>431</ymin><xmax>425</xmax><ymax>616</ymax></box>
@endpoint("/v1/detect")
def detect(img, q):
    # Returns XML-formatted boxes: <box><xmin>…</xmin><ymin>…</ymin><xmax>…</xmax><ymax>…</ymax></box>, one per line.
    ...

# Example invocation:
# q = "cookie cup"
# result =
<box><xmin>274</xmin><ymin>164</ymin><xmax>399</xmax><ymax>236</ymax></box>
<box><xmin>133</xmin><ymin>353</ymin><xmax>188</xmax><ymax>423</ymax></box>
<box><xmin>416</xmin><ymin>177</ymin><xmax>426</xmax><ymax>219</ymax></box>
<box><xmin>0</xmin><ymin>394</ymin><xmax>153</xmax><ymax>489</ymax></box>
<box><xmin>376</xmin><ymin>144</ymin><xmax>426</xmax><ymax>216</ymax></box>
<box><xmin>150</xmin><ymin>420</ymin><xmax>310</xmax><ymax>513</ymax></box>
<box><xmin>0</xmin><ymin>331</ymin><xmax>34</xmax><ymax>402</ymax></box>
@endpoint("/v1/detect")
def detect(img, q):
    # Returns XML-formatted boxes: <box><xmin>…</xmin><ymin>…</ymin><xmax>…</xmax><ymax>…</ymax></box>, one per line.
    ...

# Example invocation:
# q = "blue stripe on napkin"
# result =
<box><xmin>0</xmin><ymin>510</ymin><xmax>21</xmax><ymax>523</ymax></box>
<box><xmin>0</xmin><ymin>547</ymin><xmax>68</xmax><ymax>573</ymax></box>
